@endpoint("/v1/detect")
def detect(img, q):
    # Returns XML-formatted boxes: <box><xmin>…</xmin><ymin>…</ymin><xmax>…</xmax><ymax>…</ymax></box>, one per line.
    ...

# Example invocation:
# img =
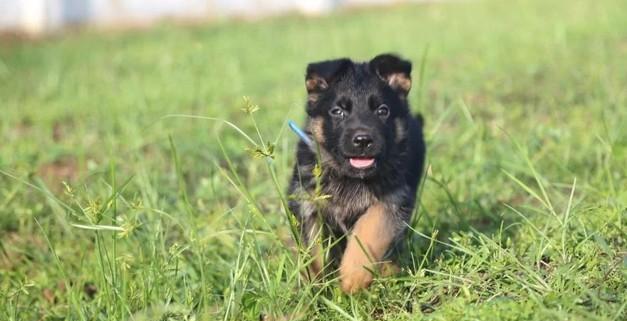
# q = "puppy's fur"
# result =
<box><xmin>288</xmin><ymin>54</ymin><xmax>426</xmax><ymax>293</ymax></box>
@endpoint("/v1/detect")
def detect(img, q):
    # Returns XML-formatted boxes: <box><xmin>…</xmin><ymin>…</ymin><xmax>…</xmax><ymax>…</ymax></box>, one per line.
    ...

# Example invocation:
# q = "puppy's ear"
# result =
<box><xmin>305</xmin><ymin>58</ymin><xmax>352</xmax><ymax>100</ymax></box>
<box><xmin>369</xmin><ymin>54</ymin><xmax>412</xmax><ymax>96</ymax></box>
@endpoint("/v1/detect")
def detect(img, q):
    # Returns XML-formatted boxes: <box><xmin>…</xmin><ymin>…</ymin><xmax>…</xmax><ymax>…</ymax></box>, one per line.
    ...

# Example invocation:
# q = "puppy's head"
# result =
<box><xmin>304</xmin><ymin>54</ymin><xmax>412</xmax><ymax>179</ymax></box>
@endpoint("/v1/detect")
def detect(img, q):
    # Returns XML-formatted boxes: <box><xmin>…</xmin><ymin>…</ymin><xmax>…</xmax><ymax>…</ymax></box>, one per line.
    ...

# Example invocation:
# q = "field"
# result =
<box><xmin>1</xmin><ymin>0</ymin><xmax>626</xmax><ymax>320</ymax></box>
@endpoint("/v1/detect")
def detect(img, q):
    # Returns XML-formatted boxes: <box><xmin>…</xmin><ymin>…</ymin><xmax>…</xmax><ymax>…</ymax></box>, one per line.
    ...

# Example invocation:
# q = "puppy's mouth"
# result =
<box><xmin>348</xmin><ymin>157</ymin><xmax>376</xmax><ymax>169</ymax></box>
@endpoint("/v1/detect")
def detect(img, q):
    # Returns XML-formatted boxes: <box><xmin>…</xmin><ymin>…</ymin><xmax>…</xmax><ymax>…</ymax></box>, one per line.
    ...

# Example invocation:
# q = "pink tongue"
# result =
<box><xmin>349</xmin><ymin>157</ymin><xmax>375</xmax><ymax>168</ymax></box>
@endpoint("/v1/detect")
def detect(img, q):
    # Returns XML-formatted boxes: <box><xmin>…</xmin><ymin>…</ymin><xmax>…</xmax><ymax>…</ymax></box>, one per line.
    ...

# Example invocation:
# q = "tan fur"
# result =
<box><xmin>309</xmin><ymin>117</ymin><xmax>325</xmax><ymax>143</ymax></box>
<box><xmin>339</xmin><ymin>202</ymin><xmax>396</xmax><ymax>293</ymax></box>
<box><xmin>305</xmin><ymin>78</ymin><xmax>318</xmax><ymax>91</ymax></box>
<box><xmin>307</xmin><ymin>93</ymin><xmax>320</xmax><ymax>103</ymax></box>
<box><xmin>388</xmin><ymin>73</ymin><xmax>411</xmax><ymax>93</ymax></box>
<box><xmin>306</xmin><ymin>76</ymin><xmax>328</xmax><ymax>92</ymax></box>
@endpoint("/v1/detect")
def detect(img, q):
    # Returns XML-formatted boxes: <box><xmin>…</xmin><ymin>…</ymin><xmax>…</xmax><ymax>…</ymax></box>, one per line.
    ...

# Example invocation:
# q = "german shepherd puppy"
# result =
<box><xmin>288</xmin><ymin>54</ymin><xmax>426</xmax><ymax>293</ymax></box>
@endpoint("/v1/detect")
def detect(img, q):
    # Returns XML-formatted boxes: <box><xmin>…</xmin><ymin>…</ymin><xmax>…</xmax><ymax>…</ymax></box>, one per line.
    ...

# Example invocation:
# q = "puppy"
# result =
<box><xmin>287</xmin><ymin>53</ymin><xmax>426</xmax><ymax>293</ymax></box>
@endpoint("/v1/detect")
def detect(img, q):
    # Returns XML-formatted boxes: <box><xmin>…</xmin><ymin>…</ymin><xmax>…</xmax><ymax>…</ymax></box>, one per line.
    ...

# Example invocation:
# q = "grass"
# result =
<box><xmin>0</xmin><ymin>0</ymin><xmax>626</xmax><ymax>320</ymax></box>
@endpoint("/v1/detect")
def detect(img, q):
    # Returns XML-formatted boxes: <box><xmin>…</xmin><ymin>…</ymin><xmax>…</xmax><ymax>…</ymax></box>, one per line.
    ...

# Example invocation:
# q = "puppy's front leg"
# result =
<box><xmin>339</xmin><ymin>202</ymin><xmax>398</xmax><ymax>293</ymax></box>
<box><xmin>303</xmin><ymin>220</ymin><xmax>324</xmax><ymax>279</ymax></box>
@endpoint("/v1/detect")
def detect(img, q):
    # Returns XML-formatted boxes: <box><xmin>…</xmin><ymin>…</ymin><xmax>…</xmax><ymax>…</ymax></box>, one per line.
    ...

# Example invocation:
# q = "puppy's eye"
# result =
<box><xmin>329</xmin><ymin>106</ymin><xmax>346</xmax><ymax>118</ymax></box>
<box><xmin>376</xmin><ymin>104</ymin><xmax>390</xmax><ymax>118</ymax></box>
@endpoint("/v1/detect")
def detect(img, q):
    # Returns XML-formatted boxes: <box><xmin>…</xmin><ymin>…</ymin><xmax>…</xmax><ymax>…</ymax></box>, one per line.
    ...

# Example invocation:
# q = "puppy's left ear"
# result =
<box><xmin>306</xmin><ymin>58</ymin><xmax>352</xmax><ymax>93</ymax></box>
<box><xmin>369</xmin><ymin>54</ymin><xmax>412</xmax><ymax>96</ymax></box>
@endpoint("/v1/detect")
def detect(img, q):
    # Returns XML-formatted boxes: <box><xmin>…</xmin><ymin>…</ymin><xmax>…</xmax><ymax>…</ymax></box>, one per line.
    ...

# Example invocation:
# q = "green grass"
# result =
<box><xmin>1</xmin><ymin>0</ymin><xmax>626</xmax><ymax>320</ymax></box>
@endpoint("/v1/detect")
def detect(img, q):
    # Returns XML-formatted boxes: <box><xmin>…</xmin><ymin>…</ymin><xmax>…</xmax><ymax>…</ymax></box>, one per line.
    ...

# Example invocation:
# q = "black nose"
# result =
<box><xmin>352</xmin><ymin>134</ymin><xmax>373</xmax><ymax>148</ymax></box>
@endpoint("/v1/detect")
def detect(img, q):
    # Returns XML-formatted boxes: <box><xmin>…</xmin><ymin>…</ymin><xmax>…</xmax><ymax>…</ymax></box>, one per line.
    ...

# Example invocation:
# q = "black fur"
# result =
<box><xmin>288</xmin><ymin>53</ymin><xmax>426</xmax><ymax>273</ymax></box>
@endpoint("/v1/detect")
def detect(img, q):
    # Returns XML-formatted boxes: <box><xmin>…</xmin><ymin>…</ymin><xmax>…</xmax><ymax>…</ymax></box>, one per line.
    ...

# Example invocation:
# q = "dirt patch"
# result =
<box><xmin>6</xmin><ymin>117</ymin><xmax>34</xmax><ymax>141</ymax></box>
<box><xmin>37</xmin><ymin>156</ymin><xmax>81</xmax><ymax>187</ymax></box>
<box><xmin>51</xmin><ymin>117</ymin><xmax>76</xmax><ymax>143</ymax></box>
<box><xmin>0</xmin><ymin>231</ymin><xmax>47</xmax><ymax>270</ymax></box>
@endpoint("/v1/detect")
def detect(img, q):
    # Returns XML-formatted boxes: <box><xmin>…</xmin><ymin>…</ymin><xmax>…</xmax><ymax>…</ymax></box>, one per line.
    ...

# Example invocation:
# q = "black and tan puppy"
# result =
<box><xmin>288</xmin><ymin>53</ymin><xmax>426</xmax><ymax>293</ymax></box>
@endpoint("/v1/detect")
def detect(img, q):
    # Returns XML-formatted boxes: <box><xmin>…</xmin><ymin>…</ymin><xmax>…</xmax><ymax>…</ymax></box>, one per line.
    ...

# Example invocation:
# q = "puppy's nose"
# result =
<box><xmin>352</xmin><ymin>134</ymin><xmax>373</xmax><ymax>149</ymax></box>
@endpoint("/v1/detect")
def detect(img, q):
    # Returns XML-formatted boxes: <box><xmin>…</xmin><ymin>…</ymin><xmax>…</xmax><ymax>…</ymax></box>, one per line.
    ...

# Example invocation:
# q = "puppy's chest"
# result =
<box><xmin>321</xmin><ymin>181</ymin><xmax>376</xmax><ymax>227</ymax></box>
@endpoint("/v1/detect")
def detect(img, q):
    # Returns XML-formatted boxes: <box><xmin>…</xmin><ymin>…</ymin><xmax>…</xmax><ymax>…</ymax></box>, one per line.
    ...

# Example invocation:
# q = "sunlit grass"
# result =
<box><xmin>1</xmin><ymin>0</ymin><xmax>626</xmax><ymax>320</ymax></box>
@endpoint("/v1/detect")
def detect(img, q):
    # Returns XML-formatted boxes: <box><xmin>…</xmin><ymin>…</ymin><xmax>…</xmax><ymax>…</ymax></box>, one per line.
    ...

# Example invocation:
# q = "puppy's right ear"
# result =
<box><xmin>305</xmin><ymin>58</ymin><xmax>352</xmax><ymax>102</ymax></box>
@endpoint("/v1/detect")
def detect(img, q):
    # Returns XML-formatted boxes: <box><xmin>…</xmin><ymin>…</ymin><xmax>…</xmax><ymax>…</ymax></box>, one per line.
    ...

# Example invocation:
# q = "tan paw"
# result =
<box><xmin>340</xmin><ymin>263</ymin><xmax>374</xmax><ymax>294</ymax></box>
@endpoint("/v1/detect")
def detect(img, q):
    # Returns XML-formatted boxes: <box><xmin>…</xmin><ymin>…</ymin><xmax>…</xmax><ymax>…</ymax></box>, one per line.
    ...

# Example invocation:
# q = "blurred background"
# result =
<box><xmin>1</xmin><ymin>0</ymin><xmax>429</xmax><ymax>34</ymax></box>
<box><xmin>0</xmin><ymin>0</ymin><xmax>625</xmax><ymax>320</ymax></box>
